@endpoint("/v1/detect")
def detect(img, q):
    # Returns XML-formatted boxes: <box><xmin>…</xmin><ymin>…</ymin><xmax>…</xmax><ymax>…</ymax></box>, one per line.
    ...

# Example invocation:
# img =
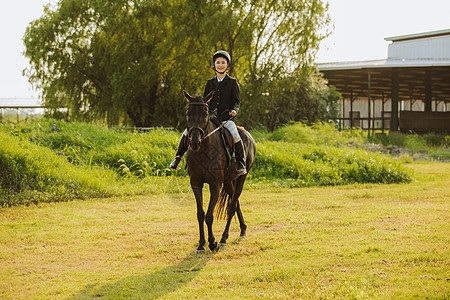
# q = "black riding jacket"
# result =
<box><xmin>203</xmin><ymin>74</ymin><xmax>240</xmax><ymax>121</ymax></box>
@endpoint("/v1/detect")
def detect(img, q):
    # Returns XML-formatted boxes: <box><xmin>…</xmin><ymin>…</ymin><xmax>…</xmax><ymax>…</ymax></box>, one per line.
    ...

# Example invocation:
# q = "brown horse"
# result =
<box><xmin>183</xmin><ymin>90</ymin><xmax>256</xmax><ymax>253</ymax></box>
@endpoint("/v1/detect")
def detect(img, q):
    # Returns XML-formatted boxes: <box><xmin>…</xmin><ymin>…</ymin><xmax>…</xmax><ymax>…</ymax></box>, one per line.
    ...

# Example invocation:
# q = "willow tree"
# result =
<box><xmin>227</xmin><ymin>0</ymin><xmax>337</xmax><ymax>129</ymax></box>
<box><xmin>23</xmin><ymin>0</ymin><xmax>332</xmax><ymax>128</ymax></box>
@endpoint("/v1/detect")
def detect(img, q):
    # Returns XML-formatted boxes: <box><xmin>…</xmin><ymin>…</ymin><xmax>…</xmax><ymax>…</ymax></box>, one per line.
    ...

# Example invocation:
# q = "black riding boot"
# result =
<box><xmin>169</xmin><ymin>134</ymin><xmax>187</xmax><ymax>170</ymax></box>
<box><xmin>234</xmin><ymin>140</ymin><xmax>247</xmax><ymax>175</ymax></box>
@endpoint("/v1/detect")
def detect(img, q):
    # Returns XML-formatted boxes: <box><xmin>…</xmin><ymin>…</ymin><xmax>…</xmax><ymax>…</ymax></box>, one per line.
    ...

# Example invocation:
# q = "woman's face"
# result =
<box><xmin>214</xmin><ymin>57</ymin><xmax>228</xmax><ymax>73</ymax></box>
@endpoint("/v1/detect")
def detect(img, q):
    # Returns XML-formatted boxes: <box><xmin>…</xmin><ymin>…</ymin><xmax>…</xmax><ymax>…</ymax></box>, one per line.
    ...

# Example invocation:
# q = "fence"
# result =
<box><xmin>0</xmin><ymin>105</ymin><xmax>45</xmax><ymax>124</ymax></box>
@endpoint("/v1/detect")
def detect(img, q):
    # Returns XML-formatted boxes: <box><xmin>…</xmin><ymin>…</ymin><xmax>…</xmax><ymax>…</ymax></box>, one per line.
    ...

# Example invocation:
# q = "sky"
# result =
<box><xmin>1</xmin><ymin>0</ymin><xmax>450</xmax><ymax>98</ymax></box>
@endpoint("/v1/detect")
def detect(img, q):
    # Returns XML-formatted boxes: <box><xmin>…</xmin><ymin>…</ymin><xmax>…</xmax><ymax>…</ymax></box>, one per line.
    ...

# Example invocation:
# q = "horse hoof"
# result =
<box><xmin>219</xmin><ymin>242</ymin><xmax>227</xmax><ymax>247</ymax></box>
<box><xmin>239</xmin><ymin>235</ymin><xmax>246</xmax><ymax>239</ymax></box>
<box><xmin>196</xmin><ymin>249</ymin><xmax>205</xmax><ymax>254</ymax></box>
<box><xmin>209</xmin><ymin>242</ymin><xmax>219</xmax><ymax>251</ymax></box>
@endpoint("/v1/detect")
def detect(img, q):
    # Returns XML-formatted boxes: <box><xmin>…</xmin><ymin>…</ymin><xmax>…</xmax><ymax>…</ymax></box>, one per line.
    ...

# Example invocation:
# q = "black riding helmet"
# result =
<box><xmin>211</xmin><ymin>50</ymin><xmax>231</xmax><ymax>72</ymax></box>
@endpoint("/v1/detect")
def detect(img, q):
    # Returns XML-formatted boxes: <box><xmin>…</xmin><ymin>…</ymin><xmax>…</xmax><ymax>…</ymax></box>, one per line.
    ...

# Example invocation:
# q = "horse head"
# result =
<box><xmin>183</xmin><ymin>90</ymin><xmax>214</xmax><ymax>151</ymax></box>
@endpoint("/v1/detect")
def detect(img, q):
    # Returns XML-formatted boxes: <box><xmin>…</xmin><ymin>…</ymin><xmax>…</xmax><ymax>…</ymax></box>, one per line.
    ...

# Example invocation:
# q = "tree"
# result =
<box><xmin>24</xmin><ymin>0</ymin><xmax>204</xmax><ymax>126</ymax></box>
<box><xmin>23</xmin><ymin>0</ymin><xmax>333</xmax><ymax>129</ymax></box>
<box><xmin>239</xmin><ymin>68</ymin><xmax>341</xmax><ymax>131</ymax></box>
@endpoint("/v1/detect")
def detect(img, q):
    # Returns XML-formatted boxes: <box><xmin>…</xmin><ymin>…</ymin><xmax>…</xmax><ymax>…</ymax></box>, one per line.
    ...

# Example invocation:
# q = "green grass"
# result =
<box><xmin>253</xmin><ymin>141</ymin><xmax>410</xmax><ymax>186</ymax></box>
<box><xmin>268</xmin><ymin>122</ymin><xmax>365</xmax><ymax>147</ymax></box>
<box><xmin>0</xmin><ymin>130</ymin><xmax>116</xmax><ymax>205</ymax></box>
<box><xmin>368</xmin><ymin>131</ymin><xmax>450</xmax><ymax>160</ymax></box>
<box><xmin>3</xmin><ymin>120</ymin><xmax>181</xmax><ymax>175</ymax></box>
<box><xmin>0</xmin><ymin>162</ymin><xmax>448</xmax><ymax>299</ymax></box>
<box><xmin>1</xmin><ymin>121</ymin><xmax>415</xmax><ymax>206</ymax></box>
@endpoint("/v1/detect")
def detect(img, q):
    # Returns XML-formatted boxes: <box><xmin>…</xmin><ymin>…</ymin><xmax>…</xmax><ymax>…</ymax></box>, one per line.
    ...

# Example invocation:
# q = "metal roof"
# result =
<box><xmin>319</xmin><ymin>28</ymin><xmax>450</xmax><ymax>71</ymax></box>
<box><xmin>317</xmin><ymin>29</ymin><xmax>450</xmax><ymax>102</ymax></box>
<box><xmin>0</xmin><ymin>98</ymin><xmax>43</xmax><ymax>108</ymax></box>
<box><xmin>318</xmin><ymin>58</ymin><xmax>450</xmax><ymax>71</ymax></box>
<box><xmin>318</xmin><ymin>66</ymin><xmax>450</xmax><ymax>101</ymax></box>
<box><xmin>385</xmin><ymin>29</ymin><xmax>450</xmax><ymax>42</ymax></box>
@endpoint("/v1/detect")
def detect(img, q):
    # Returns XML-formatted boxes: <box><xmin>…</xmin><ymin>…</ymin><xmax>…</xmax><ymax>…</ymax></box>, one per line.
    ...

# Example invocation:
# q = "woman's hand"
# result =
<box><xmin>229</xmin><ymin>110</ymin><xmax>237</xmax><ymax>117</ymax></box>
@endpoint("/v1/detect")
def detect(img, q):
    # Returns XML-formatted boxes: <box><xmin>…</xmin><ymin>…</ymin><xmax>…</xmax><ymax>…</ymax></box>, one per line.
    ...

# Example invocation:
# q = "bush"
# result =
<box><xmin>91</xmin><ymin>131</ymin><xmax>181</xmax><ymax>177</ymax></box>
<box><xmin>0</xmin><ymin>131</ymin><xmax>116</xmax><ymax>206</ymax></box>
<box><xmin>1</xmin><ymin>120</ymin><xmax>414</xmax><ymax>206</ymax></box>
<box><xmin>3</xmin><ymin>120</ymin><xmax>184</xmax><ymax>177</ymax></box>
<box><xmin>269</xmin><ymin>122</ymin><xmax>365</xmax><ymax>147</ymax></box>
<box><xmin>253</xmin><ymin>141</ymin><xmax>411</xmax><ymax>187</ymax></box>
<box><xmin>368</xmin><ymin>131</ymin><xmax>448</xmax><ymax>150</ymax></box>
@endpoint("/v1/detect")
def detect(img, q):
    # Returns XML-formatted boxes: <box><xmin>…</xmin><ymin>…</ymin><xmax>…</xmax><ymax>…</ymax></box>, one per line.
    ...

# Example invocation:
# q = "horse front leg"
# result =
<box><xmin>192</xmin><ymin>185</ymin><xmax>206</xmax><ymax>253</ymax></box>
<box><xmin>205</xmin><ymin>183</ymin><xmax>220</xmax><ymax>251</ymax></box>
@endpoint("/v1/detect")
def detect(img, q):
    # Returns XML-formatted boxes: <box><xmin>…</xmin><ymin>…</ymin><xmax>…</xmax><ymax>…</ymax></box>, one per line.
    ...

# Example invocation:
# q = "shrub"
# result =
<box><xmin>91</xmin><ymin>131</ymin><xmax>182</xmax><ymax>177</ymax></box>
<box><xmin>253</xmin><ymin>141</ymin><xmax>411</xmax><ymax>186</ymax></box>
<box><xmin>0</xmin><ymin>120</ymin><xmax>413</xmax><ymax>206</ymax></box>
<box><xmin>0</xmin><ymin>131</ymin><xmax>116</xmax><ymax>206</ymax></box>
<box><xmin>269</xmin><ymin>122</ymin><xmax>365</xmax><ymax>147</ymax></box>
<box><xmin>3</xmin><ymin>120</ymin><xmax>184</xmax><ymax>177</ymax></box>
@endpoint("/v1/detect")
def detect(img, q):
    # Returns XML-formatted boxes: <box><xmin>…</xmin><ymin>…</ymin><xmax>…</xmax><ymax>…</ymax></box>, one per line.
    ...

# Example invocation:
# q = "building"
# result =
<box><xmin>318</xmin><ymin>29</ymin><xmax>450</xmax><ymax>133</ymax></box>
<box><xmin>0</xmin><ymin>97</ymin><xmax>44</xmax><ymax>123</ymax></box>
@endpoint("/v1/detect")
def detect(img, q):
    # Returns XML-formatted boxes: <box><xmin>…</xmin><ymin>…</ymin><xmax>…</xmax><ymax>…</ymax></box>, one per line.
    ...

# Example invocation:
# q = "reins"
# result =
<box><xmin>186</xmin><ymin>101</ymin><xmax>236</xmax><ymax>141</ymax></box>
<box><xmin>203</xmin><ymin>116</ymin><xmax>235</xmax><ymax>140</ymax></box>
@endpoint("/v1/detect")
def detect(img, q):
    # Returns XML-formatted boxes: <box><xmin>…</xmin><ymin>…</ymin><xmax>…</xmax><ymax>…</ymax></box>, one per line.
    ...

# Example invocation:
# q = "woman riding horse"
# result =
<box><xmin>181</xmin><ymin>90</ymin><xmax>256</xmax><ymax>252</ymax></box>
<box><xmin>169</xmin><ymin>50</ymin><xmax>246</xmax><ymax>175</ymax></box>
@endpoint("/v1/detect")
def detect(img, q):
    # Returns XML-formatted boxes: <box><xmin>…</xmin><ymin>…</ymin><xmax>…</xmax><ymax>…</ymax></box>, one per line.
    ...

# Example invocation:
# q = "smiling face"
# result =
<box><xmin>214</xmin><ymin>56</ymin><xmax>228</xmax><ymax>74</ymax></box>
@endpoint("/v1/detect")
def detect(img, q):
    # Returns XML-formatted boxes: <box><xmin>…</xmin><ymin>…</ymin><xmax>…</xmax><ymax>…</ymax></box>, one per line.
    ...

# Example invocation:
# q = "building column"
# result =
<box><xmin>391</xmin><ymin>68</ymin><xmax>399</xmax><ymax>131</ymax></box>
<box><xmin>425</xmin><ymin>68</ymin><xmax>432</xmax><ymax>112</ymax></box>
<box><xmin>368</xmin><ymin>71</ymin><xmax>371</xmax><ymax>134</ymax></box>
<box><xmin>350</xmin><ymin>90</ymin><xmax>354</xmax><ymax>128</ymax></box>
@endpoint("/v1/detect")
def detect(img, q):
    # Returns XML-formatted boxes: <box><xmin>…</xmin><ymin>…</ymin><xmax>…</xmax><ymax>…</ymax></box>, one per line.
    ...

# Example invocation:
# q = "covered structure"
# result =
<box><xmin>0</xmin><ymin>98</ymin><xmax>44</xmax><ymax>123</ymax></box>
<box><xmin>318</xmin><ymin>29</ymin><xmax>450</xmax><ymax>133</ymax></box>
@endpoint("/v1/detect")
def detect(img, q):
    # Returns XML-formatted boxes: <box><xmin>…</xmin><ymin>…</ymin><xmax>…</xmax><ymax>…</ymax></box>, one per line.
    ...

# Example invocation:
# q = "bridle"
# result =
<box><xmin>187</xmin><ymin>102</ymin><xmax>237</xmax><ymax>143</ymax></box>
<box><xmin>186</xmin><ymin>102</ymin><xmax>209</xmax><ymax>141</ymax></box>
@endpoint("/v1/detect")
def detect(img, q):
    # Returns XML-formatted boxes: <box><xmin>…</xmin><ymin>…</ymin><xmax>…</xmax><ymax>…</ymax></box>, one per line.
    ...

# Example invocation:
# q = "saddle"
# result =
<box><xmin>210</xmin><ymin>116</ymin><xmax>235</xmax><ymax>165</ymax></box>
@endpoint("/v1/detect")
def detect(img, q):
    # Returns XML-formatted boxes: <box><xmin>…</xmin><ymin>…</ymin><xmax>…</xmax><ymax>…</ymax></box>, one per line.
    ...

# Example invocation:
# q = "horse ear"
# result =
<box><xmin>183</xmin><ymin>90</ymin><xmax>194</xmax><ymax>102</ymax></box>
<box><xmin>204</xmin><ymin>91</ymin><xmax>214</xmax><ymax>104</ymax></box>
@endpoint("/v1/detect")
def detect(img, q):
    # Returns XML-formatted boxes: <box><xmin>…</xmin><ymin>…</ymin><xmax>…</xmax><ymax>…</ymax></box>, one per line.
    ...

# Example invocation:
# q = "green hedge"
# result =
<box><xmin>253</xmin><ymin>141</ymin><xmax>411</xmax><ymax>187</ymax></box>
<box><xmin>1</xmin><ymin>121</ymin><xmax>413</xmax><ymax>205</ymax></box>
<box><xmin>0</xmin><ymin>131</ymin><xmax>116</xmax><ymax>206</ymax></box>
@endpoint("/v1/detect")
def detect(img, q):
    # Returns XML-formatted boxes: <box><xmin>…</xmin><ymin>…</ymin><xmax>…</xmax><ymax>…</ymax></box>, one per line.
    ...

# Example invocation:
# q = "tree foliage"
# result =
<box><xmin>24</xmin><ymin>0</ymin><xmax>337</xmax><ymax>129</ymax></box>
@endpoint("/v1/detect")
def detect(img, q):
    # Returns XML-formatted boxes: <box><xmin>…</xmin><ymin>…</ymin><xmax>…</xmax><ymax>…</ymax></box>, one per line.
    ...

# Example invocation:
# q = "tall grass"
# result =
<box><xmin>268</xmin><ymin>122</ymin><xmax>365</xmax><ymax>147</ymax></box>
<box><xmin>0</xmin><ymin>131</ymin><xmax>116</xmax><ymax>206</ymax></box>
<box><xmin>368</xmin><ymin>131</ymin><xmax>450</xmax><ymax>160</ymax></box>
<box><xmin>4</xmin><ymin>120</ymin><xmax>184</xmax><ymax>177</ymax></box>
<box><xmin>0</xmin><ymin>121</ymin><xmax>414</xmax><ymax>206</ymax></box>
<box><xmin>253</xmin><ymin>141</ymin><xmax>410</xmax><ymax>187</ymax></box>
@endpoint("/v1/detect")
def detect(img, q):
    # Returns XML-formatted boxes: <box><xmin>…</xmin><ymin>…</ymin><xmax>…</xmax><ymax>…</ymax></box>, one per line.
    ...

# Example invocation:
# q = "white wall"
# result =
<box><xmin>388</xmin><ymin>35</ymin><xmax>450</xmax><ymax>60</ymax></box>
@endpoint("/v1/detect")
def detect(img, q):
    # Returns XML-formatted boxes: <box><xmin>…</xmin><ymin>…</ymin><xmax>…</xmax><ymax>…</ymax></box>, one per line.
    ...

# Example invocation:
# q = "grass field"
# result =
<box><xmin>0</xmin><ymin>162</ymin><xmax>449</xmax><ymax>299</ymax></box>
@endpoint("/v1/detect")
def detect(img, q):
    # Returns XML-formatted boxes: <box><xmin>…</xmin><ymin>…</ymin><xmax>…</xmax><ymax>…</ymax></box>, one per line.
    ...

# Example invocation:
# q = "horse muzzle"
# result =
<box><xmin>189</xmin><ymin>139</ymin><xmax>201</xmax><ymax>151</ymax></box>
<box><xmin>188</xmin><ymin>127</ymin><xmax>204</xmax><ymax>151</ymax></box>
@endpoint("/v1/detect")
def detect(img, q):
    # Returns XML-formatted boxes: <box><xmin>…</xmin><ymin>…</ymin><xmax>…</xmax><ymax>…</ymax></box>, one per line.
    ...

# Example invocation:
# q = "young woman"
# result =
<box><xmin>169</xmin><ymin>50</ymin><xmax>246</xmax><ymax>175</ymax></box>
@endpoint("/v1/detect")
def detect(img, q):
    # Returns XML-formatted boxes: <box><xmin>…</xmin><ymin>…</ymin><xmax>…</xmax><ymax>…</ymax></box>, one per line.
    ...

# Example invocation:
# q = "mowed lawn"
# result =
<box><xmin>0</xmin><ymin>162</ymin><xmax>449</xmax><ymax>299</ymax></box>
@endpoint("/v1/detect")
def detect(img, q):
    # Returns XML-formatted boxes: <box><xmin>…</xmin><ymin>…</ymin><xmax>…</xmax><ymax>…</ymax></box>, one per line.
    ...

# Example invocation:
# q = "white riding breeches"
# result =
<box><xmin>181</xmin><ymin>121</ymin><xmax>241</xmax><ymax>143</ymax></box>
<box><xmin>223</xmin><ymin>120</ymin><xmax>241</xmax><ymax>143</ymax></box>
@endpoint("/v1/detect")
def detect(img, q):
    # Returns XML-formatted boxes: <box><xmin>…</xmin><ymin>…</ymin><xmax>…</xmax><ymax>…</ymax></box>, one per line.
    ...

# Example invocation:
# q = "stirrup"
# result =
<box><xmin>169</xmin><ymin>156</ymin><xmax>182</xmax><ymax>170</ymax></box>
<box><xmin>235</xmin><ymin>162</ymin><xmax>247</xmax><ymax>175</ymax></box>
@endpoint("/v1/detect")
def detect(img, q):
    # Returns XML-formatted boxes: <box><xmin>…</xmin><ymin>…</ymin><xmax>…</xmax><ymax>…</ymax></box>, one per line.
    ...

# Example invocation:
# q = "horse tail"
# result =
<box><xmin>215</xmin><ymin>183</ymin><xmax>233</xmax><ymax>220</ymax></box>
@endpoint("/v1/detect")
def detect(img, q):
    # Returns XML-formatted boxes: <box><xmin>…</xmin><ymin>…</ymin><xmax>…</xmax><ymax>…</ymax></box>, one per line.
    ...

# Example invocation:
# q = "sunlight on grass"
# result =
<box><xmin>0</xmin><ymin>162</ymin><xmax>448</xmax><ymax>299</ymax></box>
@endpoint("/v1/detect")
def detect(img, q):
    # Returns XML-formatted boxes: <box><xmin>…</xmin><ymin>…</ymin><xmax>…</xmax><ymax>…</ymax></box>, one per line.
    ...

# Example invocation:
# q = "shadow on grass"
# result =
<box><xmin>71</xmin><ymin>251</ymin><xmax>213</xmax><ymax>299</ymax></box>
